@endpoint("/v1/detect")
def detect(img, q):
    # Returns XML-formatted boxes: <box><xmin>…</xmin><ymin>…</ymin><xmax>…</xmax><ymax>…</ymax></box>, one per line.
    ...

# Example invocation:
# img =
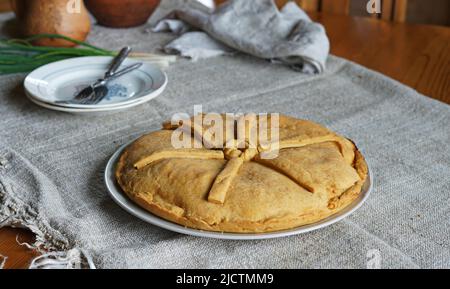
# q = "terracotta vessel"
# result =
<box><xmin>85</xmin><ymin>0</ymin><xmax>161</xmax><ymax>28</ymax></box>
<box><xmin>11</xmin><ymin>0</ymin><xmax>91</xmax><ymax>47</ymax></box>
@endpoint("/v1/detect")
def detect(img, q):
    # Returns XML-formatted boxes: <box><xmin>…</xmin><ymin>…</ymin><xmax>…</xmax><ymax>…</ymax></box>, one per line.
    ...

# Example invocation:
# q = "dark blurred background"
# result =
<box><xmin>350</xmin><ymin>0</ymin><xmax>450</xmax><ymax>26</ymax></box>
<box><xmin>1</xmin><ymin>0</ymin><xmax>449</xmax><ymax>26</ymax></box>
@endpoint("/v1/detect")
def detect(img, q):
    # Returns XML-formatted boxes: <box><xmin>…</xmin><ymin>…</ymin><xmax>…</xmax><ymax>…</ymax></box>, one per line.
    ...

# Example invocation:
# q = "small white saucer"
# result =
<box><xmin>104</xmin><ymin>140</ymin><xmax>373</xmax><ymax>240</ymax></box>
<box><xmin>24</xmin><ymin>56</ymin><xmax>167</xmax><ymax>111</ymax></box>
<box><xmin>26</xmin><ymin>91</ymin><xmax>151</xmax><ymax>115</ymax></box>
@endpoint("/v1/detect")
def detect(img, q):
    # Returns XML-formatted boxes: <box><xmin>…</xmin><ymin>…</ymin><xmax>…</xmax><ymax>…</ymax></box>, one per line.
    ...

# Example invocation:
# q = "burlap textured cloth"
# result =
<box><xmin>0</xmin><ymin>12</ymin><xmax>449</xmax><ymax>268</ymax></box>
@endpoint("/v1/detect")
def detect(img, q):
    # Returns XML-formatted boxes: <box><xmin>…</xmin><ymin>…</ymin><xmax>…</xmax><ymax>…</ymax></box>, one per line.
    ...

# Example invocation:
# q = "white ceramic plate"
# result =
<box><xmin>104</xmin><ymin>140</ymin><xmax>373</xmax><ymax>240</ymax></box>
<box><xmin>26</xmin><ymin>91</ymin><xmax>154</xmax><ymax>115</ymax></box>
<box><xmin>24</xmin><ymin>56</ymin><xmax>167</xmax><ymax>110</ymax></box>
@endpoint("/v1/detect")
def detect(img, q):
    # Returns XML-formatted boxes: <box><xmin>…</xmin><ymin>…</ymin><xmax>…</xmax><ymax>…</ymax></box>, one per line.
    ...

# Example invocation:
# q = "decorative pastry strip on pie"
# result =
<box><xmin>208</xmin><ymin>157</ymin><xmax>244</xmax><ymax>205</ymax></box>
<box><xmin>254</xmin><ymin>135</ymin><xmax>359</xmax><ymax>194</ymax></box>
<box><xmin>134</xmin><ymin>149</ymin><xmax>225</xmax><ymax>170</ymax></box>
<box><xmin>163</xmin><ymin>115</ymin><xmax>260</xmax><ymax>150</ymax></box>
<box><xmin>162</xmin><ymin>119</ymin><xmax>184</xmax><ymax>130</ymax></box>
<box><xmin>254</xmin><ymin>161</ymin><xmax>315</xmax><ymax>193</ymax></box>
<box><xmin>237</xmin><ymin>114</ymin><xmax>258</xmax><ymax>148</ymax></box>
<box><xmin>242</xmin><ymin>148</ymin><xmax>259</xmax><ymax>161</ymax></box>
<box><xmin>162</xmin><ymin>117</ymin><xmax>217</xmax><ymax>148</ymax></box>
<box><xmin>224</xmin><ymin>148</ymin><xmax>242</xmax><ymax>159</ymax></box>
<box><xmin>259</xmin><ymin>134</ymin><xmax>352</xmax><ymax>160</ymax></box>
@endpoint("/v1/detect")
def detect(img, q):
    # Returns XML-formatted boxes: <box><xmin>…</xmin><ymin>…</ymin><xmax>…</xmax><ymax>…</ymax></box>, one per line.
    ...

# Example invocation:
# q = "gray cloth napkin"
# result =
<box><xmin>153</xmin><ymin>0</ymin><xmax>330</xmax><ymax>73</ymax></box>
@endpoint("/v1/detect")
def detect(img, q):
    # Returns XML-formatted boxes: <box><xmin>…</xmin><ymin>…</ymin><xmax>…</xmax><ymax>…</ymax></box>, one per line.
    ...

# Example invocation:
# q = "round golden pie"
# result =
<box><xmin>115</xmin><ymin>114</ymin><xmax>368</xmax><ymax>233</ymax></box>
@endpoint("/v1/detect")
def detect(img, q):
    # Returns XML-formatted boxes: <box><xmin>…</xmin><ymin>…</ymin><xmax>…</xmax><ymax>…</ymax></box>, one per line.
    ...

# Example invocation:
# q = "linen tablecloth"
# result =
<box><xmin>0</xmin><ymin>13</ymin><xmax>449</xmax><ymax>268</ymax></box>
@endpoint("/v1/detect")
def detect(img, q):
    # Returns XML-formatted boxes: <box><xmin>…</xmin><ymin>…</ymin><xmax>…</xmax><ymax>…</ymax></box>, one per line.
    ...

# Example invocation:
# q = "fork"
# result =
<box><xmin>75</xmin><ymin>62</ymin><xmax>143</xmax><ymax>105</ymax></box>
<box><xmin>74</xmin><ymin>47</ymin><xmax>132</xmax><ymax>101</ymax></box>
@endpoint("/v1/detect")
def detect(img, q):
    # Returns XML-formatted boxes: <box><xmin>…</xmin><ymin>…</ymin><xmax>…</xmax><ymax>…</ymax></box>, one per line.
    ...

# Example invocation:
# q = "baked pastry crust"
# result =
<box><xmin>116</xmin><ymin>114</ymin><xmax>368</xmax><ymax>233</ymax></box>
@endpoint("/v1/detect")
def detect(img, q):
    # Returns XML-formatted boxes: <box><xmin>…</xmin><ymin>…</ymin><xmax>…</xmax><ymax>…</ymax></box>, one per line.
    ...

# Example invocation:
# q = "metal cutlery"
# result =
<box><xmin>65</xmin><ymin>62</ymin><xmax>143</xmax><ymax>105</ymax></box>
<box><xmin>74</xmin><ymin>46</ymin><xmax>132</xmax><ymax>101</ymax></box>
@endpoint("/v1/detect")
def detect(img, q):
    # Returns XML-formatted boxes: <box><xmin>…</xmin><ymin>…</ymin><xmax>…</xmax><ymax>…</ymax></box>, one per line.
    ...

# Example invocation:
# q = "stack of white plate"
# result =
<box><xmin>24</xmin><ymin>56</ymin><xmax>168</xmax><ymax>115</ymax></box>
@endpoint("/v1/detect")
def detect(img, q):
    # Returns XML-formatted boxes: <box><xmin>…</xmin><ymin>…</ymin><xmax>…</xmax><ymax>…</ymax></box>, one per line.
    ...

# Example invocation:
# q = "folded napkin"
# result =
<box><xmin>153</xmin><ymin>0</ymin><xmax>330</xmax><ymax>73</ymax></box>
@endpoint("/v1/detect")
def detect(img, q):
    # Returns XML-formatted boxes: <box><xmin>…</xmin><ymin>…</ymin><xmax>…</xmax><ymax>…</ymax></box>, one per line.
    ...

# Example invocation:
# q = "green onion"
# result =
<box><xmin>1</xmin><ymin>34</ymin><xmax>114</xmax><ymax>74</ymax></box>
<box><xmin>0</xmin><ymin>33</ymin><xmax>177</xmax><ymax>74</ymax></box>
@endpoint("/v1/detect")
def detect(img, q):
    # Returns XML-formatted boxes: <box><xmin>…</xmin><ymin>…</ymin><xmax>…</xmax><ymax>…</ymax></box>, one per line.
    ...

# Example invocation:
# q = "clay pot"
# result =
<box><xmin>11</xmin><ymin>0</ymin><xmax>91</xmax><ymax>47</ymax></box>
<box><xmin>85</xmin><ymin>0</ymin><xmax>160</xmax><ymax>28</ymax></box>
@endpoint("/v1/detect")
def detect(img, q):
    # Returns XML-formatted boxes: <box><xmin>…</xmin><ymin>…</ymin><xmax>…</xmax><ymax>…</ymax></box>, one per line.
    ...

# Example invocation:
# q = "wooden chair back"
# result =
<box><xmin>280</xmin><ymin>0</ymin><xmax>408</xmax><ymax>22</ymax></box>
<box><xmin>216</xmin><ymin>0</ymin><xmax>408</xmax><ymax>23</ymax></box>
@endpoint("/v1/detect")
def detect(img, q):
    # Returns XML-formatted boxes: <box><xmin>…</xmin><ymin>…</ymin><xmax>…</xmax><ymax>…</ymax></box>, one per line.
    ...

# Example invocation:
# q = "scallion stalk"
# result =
<box><xmin>0</xmin><ymin>33</ymin><xmax>176</xmax><ymax>75</ymax></box>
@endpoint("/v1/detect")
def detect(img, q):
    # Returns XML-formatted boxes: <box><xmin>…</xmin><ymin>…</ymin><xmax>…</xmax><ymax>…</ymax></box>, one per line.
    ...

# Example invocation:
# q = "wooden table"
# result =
<box><xmin>1</xmin><ymin>13</ymin><xmax>449</xmax><ymax>269</ymax></box>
